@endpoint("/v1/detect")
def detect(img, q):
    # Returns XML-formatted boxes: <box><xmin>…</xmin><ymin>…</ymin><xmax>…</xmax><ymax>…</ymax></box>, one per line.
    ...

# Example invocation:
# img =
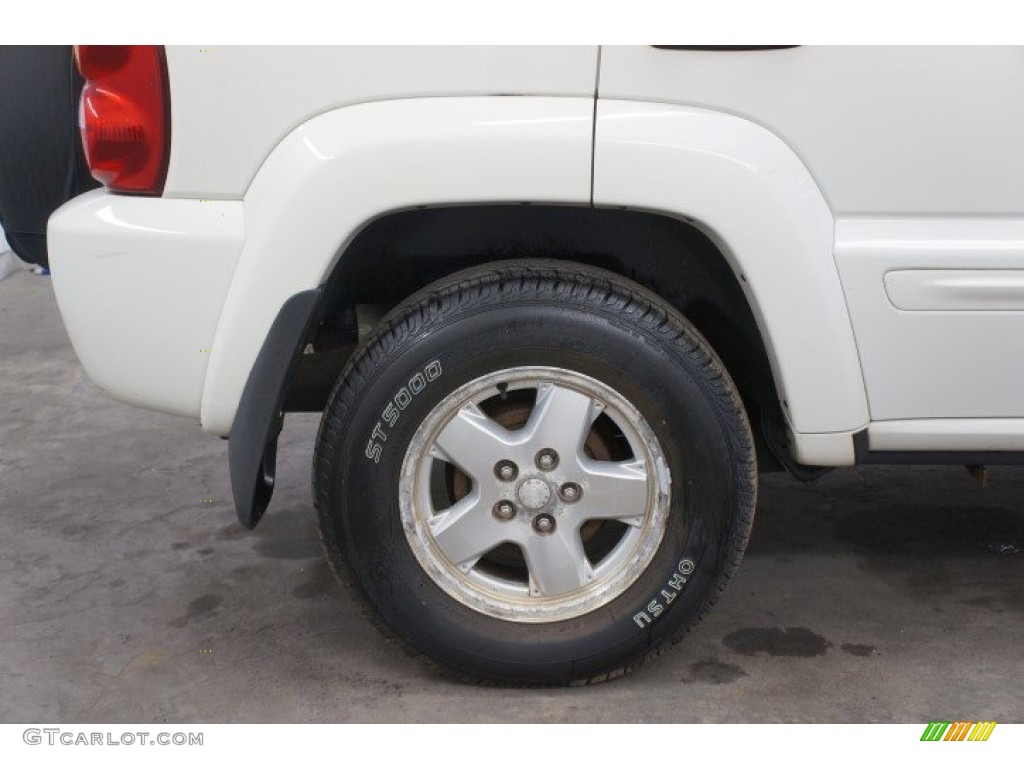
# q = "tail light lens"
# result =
<box><xmin>74</xmin><ymin>45</ymin><xmax>170</xmax><ymax>195</ymax></box>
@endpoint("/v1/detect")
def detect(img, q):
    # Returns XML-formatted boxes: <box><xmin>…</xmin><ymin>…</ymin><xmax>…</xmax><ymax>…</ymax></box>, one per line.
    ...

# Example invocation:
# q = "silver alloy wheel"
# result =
<box><xmin>399</xmin><ymin>366</ymin><xmax>672</xmax><ymax>623</ymax></box>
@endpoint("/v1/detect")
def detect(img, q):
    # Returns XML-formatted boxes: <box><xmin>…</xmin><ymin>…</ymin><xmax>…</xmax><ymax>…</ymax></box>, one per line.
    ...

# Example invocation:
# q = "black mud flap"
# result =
<box><xmin>229</xmin><ymin>288</ymin><xmax>323</xmax><ymax>528</ymax></box>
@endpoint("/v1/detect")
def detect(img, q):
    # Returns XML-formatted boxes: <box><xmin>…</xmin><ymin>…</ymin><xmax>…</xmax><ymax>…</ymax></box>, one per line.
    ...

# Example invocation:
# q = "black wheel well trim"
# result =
<box><xmin>317</xmin><ymin>203</ymin><xmax>801</xmax><ymax>473</ymax></box>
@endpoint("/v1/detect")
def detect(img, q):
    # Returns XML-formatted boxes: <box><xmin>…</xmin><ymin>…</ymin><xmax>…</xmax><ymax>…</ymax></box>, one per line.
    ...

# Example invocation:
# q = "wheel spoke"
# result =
<box><xmin>403</xmin><ymin>366</ymin><xmax>671</xmax><ymax>621</ymax></box>
<box><xmin>573</xmin><ymin>458</ymin><xmax>649</xmax><ymax>527</ymax></box>
<box><xmin>432</xmin><ymin>402</ymin><xmax>515</xmax><ymax>482</ymax></box>
<box><xmin>428</xmin><ymin>493</ymin><xmax>511</xmax><ymax>571</ymax></box>
<box><xmin>522</xmin><ymin>525</ymin><xmax>594</xmax><ymax>597</ymax></box>
<box><xmin>523</xmin><ymin>382</ymin><xmax>601</xmax><ymax>458</ymax></box>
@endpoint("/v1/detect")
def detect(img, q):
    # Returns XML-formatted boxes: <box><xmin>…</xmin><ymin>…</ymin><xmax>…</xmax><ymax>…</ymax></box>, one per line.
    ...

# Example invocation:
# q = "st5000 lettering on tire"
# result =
<box><xmin>313</xmin><ymin>261</ymin><xmax>756</xmax><ymax>685</ymax></box>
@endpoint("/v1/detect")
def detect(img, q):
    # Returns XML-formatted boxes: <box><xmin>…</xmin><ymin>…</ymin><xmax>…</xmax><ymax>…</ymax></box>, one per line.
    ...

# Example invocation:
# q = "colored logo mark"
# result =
<box><xmin>920</xmin><ymin>721</ymin><xmax>996</xmax><ymax>742</ymax></box>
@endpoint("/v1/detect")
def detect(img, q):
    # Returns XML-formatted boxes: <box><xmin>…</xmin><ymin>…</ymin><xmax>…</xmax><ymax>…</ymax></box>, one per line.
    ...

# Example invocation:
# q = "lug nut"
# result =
<box><xmin>493</xmin><ymin>500</ymin><xmax>517</xmax><ymax>521</ymax></box>
<box><xmin>494</xmin><ymin>460</ymin><xmax>518</xmax><ymax>481</ymax></box>
<box><xmin>535</xmin><ymin>448</ymin><xmax>559</xmax><ymax>471</ymax></box>
<box><xmin>532</xmin><ymin>514</ymin><xmax>556</xmax><ymax>534</ymax></box>
<box><xmin>559</xmin><ymin>482</ymin><xmax>582</xmax><ymax>503</ymax></box>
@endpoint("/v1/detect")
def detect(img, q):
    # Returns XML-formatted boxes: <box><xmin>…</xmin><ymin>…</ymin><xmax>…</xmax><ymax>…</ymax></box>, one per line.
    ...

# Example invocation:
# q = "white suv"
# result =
<box><xmin>48</xmin><ymin>45</ymin><xmax>1024</xmax><ymax>684</ymax></box>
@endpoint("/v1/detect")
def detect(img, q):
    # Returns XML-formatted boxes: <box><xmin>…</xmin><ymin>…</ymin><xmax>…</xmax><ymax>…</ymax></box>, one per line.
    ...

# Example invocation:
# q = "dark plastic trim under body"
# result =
<box><xmin>852</xmin><ymin>429</ymin><xmax>1024</xmax><ymax>466</ymax></box>
<box><xmin>229</xmin><ymin>288</ymin><xmax>323</xmax><ymax>528</ymax></box>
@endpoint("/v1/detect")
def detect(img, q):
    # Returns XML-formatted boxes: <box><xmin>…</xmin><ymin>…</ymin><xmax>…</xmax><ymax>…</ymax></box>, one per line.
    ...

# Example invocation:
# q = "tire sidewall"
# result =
<box><xmin>322</xmin><ymin>276</ymin><xmax>752</xmax><ymax>682</ymax></box>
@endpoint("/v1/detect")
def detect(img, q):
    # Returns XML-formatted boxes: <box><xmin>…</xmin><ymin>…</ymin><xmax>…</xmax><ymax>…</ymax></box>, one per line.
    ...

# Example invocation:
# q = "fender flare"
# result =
<box><xmin>594</xmin><ymin>100</ymin><xmax>869</xmax><ymax>453</ymax></box>
<box><xmin>213</xmin><ymin>96</ymin><xmax>869</xmax><ymax>489</ymax></box>
<box><xmin>201</xmin><ymin>96</ymin><xmax>594</xmax><ymax>436</ymax></box>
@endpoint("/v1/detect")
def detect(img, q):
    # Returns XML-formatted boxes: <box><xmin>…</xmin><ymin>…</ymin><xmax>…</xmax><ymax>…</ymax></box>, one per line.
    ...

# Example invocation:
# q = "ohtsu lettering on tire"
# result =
<box><xmin>633</xmin><ymin>559</ymin><xmax>696</xmax><ymax>628</ymax></box>
<box><xmin>364</xmin><ymin>360</ymin><xmax>442</xmax><ymax>463</ymax></box>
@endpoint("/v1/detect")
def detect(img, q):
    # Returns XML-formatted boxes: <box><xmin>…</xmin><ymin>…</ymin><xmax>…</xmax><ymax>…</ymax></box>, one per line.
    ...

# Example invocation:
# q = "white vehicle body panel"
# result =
<box><xmin>200</xmin><ymin>96</ymin><xmax>595</xmax><ymax>435</ymax></box>
<box><xmin>47</xmin><ymin>45</ymin><xmax>1024</xmax><ymax>464</ymax></box>
<box><xmin>601</xmin><ymin>45</ymin><xmax>1024</xmax><ymax>454</ymax></box>
<box><xmin>835</xmin><ymin>218</ymin><xmax>1024</xmax><ymax>422</ymax></box>
<box><xmin>599</xmin><ymin>45</ymin><xmax>1024</xmax><ymax>215</ymax></box>
<box><xmin>593</xmin><ymin>101</ymin><xmax>869</xmax><ymax>445</ymax></box>
<box><xmin>162</xmin><ymin>46</ymin><xmax>599</xmax><ymax>199</ymax></box>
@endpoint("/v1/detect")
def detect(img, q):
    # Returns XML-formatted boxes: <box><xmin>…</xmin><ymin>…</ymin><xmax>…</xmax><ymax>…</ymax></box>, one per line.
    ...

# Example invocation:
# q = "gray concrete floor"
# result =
<box><xmin>2</xmin><ymin>269</ymin><xmax>1023</xmax><ymax>723</ymax></box>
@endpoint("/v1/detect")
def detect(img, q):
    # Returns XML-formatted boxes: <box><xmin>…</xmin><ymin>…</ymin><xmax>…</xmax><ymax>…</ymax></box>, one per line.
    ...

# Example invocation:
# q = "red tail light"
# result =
<box><xmin>75</xmin><ymin>45</ymin><xmax>170</xmax><ymax>195</ymax></box>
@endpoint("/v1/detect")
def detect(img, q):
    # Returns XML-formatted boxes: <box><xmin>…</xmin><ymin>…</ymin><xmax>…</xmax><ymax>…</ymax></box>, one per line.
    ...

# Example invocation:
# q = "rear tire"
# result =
<box><xmin>314</xmin><ymin>260</ymin><xmax>756</xmax><ymax>685</ymax></box>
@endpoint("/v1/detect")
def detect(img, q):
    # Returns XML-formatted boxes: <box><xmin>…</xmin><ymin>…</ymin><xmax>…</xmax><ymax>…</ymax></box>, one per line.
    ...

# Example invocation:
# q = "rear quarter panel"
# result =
<box><xmin>162</xmin><ymin>45</ymin><xmax>599</xmax><ymax>199</ymax></box>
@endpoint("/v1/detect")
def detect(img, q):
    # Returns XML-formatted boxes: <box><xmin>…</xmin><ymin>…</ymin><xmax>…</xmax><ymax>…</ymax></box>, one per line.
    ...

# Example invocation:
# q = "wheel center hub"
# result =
<box><xmin>517</xmin><ymin>478</ymin><xmax>551</xmax><ymax>510</ymax></box>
